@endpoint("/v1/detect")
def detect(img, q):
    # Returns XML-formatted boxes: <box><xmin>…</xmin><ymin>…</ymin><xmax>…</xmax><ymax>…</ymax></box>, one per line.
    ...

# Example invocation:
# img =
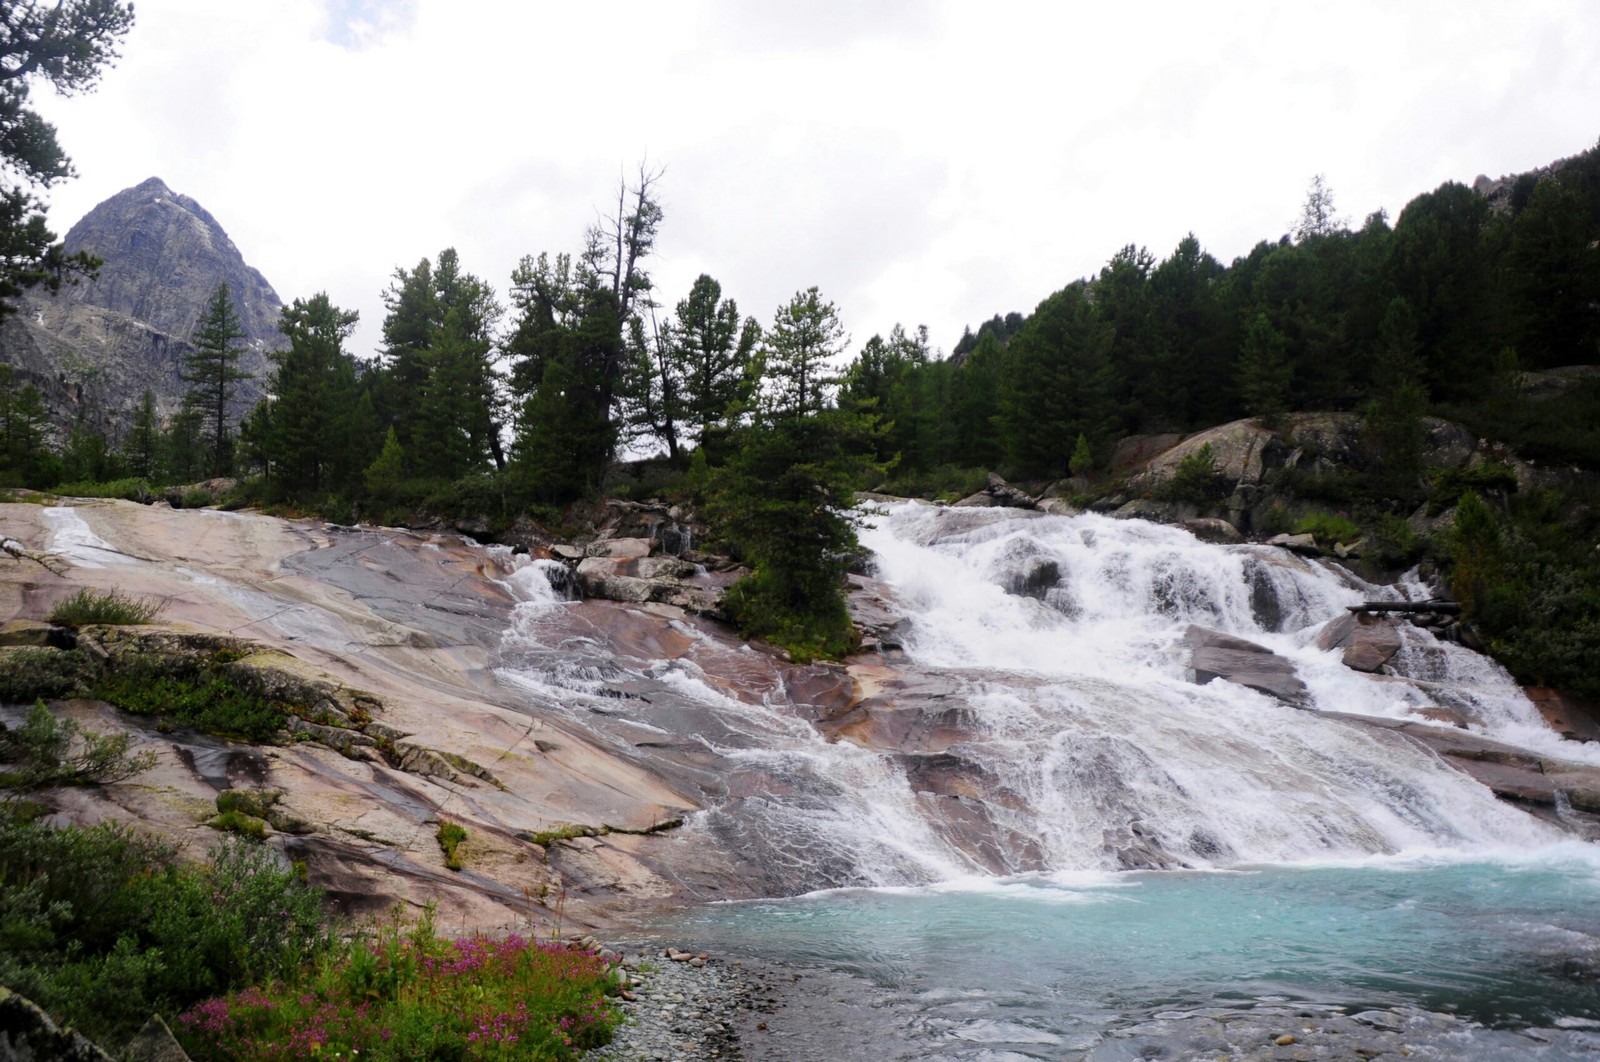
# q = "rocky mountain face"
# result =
<box><xmin>0</xmin><ymin>177</ymin><xmax>284</xmax><ymax>441</ymax></box>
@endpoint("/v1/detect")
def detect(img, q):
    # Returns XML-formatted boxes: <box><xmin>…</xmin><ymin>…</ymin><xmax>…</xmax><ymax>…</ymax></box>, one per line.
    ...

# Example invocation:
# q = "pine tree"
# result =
<box><xmin>182</xmin><ymin>283</ymin><xmax>250</xmax><ymax>477</ymax></box>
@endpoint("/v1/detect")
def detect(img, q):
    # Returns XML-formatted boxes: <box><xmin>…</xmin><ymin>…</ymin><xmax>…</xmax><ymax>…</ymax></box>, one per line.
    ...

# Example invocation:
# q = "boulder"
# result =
<box><xmin>1184</xmin><ymin>625</ymin><xmax>1309</xmax><ymax>707</ymax></box>
<box><xmin>1182</xmin><ymin>517</ymin><xmax>1243</xmax><ymax>544</ymax></box>
<box><xmin>0</xmin><ymin>985</ymin><xmax>114</xmax><ymax>1061</ymax></box>
<box><xmin>584</xmin><ymin>537</ymin><xmax>653</xmax><ymax>560</ymax></box>
<box><xmin>1266</xmin><ymin>532</ymin><xmax>1320</xmax><ymax>555</ymax></box>
<box><xmin>1317</xmin><ymin>613</ymin><xmax>1403</xmax><ymax>673</ymax></box>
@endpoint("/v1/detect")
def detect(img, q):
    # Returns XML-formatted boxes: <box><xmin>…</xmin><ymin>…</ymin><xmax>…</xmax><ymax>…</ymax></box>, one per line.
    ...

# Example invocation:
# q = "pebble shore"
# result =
<box><xmin>583</xmin><ymin>942</ymin><xmax>1600</xmax><ymax>1061</ymax></box>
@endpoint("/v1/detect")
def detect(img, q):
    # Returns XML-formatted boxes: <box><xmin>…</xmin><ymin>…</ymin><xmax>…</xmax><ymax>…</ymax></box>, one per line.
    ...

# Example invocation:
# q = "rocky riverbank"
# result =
<box><xmin>584</xmin><ymin>941</ymin><xmax>1600</xmax><ymax>1061</ymax></box>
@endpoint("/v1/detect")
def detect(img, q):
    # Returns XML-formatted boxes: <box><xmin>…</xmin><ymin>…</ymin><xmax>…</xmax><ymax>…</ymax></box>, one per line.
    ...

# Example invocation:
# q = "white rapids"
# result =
<box><xmin>494</xmin><ymin>502</ymin><xmax>1591</xmax><ymax>892</ymax></box>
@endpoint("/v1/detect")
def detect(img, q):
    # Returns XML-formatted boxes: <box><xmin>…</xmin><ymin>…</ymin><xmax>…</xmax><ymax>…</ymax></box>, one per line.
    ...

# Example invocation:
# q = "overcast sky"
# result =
<box><xmin>33</xmin><ymin>0</ymin><xmax>1600</xmax><ymax>362</ymax></box>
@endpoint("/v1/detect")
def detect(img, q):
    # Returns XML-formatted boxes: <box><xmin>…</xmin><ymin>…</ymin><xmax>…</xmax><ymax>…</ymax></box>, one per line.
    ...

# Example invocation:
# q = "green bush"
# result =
<box><xmin>1296</xmin><ymin>511</ymin><xmax>1362</xmax><ymax>546</ymax></box>
<box><xmin>0</xmin><ymin>817</ymin><xmax>333</xmax><ymax>1046</ymax></box>
<box><xmin>91</xmin><ymin>655</ymin><xmax>284</xmax><ymax>742</ymax></box>
<box><xmin>0</xmin><ymin>648</ymin><xmax>95</xmax><ymax>702</ymax></box>
<box><xmin>1368</xmin><ymin>513</ymin><xmax>1429</xmax><ymax>568</ymax></box>
<box><xmin>1428</xmin><ymin>462</ymin><xmax>1519</xmax><ymax>515</ymax></box>
<box><xmin>1159</xmin><ymin>443</ymin><xmax>1228</xmax><ymax>507</ymax></box>
<box><xmin>879</xmin><ymin>465</ymin><xmax>990</xmax><ymax>501</ymax></box>
<box><xmin>208</xmin><ymin>809</ymin><xmax>268</xmax><ymax>841</ymax></box>
<box><xmin>50</xmin><ymin>587</ymin><xmax>163</xmax><ymax>627</ymax></box>
<box><xmin>0</xmin><ymin>701</ymin><xmax>155</xmax><ymax>790</ymax></box>
<box><xmin>180</xmin><ymin>488</ymin><xmax>214</xmax><ymax>510</ymax></box>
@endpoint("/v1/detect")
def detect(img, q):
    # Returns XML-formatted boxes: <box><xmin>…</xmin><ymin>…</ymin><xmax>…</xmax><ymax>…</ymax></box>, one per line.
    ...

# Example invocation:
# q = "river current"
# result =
<box><xmin>496</xmin><ymin>503</ymin><xmax>1600</xmax><ymax>1059</ymax></box>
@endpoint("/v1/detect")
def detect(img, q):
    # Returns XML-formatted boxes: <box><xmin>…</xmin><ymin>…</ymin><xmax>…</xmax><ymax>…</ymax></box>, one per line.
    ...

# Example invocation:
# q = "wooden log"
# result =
<box><xmin>1346</xmin><ymin>601</ymin><xmax>1461</xmax><ymax>615</ymax></box>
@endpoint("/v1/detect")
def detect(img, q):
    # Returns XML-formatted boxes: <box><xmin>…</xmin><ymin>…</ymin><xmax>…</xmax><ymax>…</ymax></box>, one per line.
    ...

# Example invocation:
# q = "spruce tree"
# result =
<box><xmin>182</xmin><ymin>284</ymin><xmax>249</xmax><ymax>477</ymax></box>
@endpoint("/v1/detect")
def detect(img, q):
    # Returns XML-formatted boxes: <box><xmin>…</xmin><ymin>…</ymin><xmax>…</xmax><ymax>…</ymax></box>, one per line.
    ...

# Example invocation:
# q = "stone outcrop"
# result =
<box><xmin>1314</xmin><ymin>612</ymin><xmax>1404</xmax><ymax>673</ymax></box>
<box><xmin>952</xmin><ymin>472</ymin><xmax>1038</xmax><ymax>510</ymax></box>
<box><xmin>0</xmin><ymin>177</ymin><xmax>283</xmax><ymax>439</ymax></box>
<box><xmin>1184</xmin><ymin>625</ymin><xmax>1309</xmax><ymax>706</ymax></box>
<box><xmin>1129</xmin><ymin>412</ymin><xmax>1477</xmax><ymax>536</ymax></box>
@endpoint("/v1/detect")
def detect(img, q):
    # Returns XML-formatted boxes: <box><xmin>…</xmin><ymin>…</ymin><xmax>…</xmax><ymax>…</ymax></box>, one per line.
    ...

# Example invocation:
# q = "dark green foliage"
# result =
<box><xmin>995</xmin><ymin>283</ymin><xmax>1116</xmax><ymax>479</ymax></box>
<box><xmin>377</xmin><ymin>249</ymin><xmax>505</xmax><ymax>478</ymax></box>
<box><xmin>0</xmin><ymin>365</ymin><xmax>58</xmax><ymax>488</ymax></box>
<box><xmin>260</xmin><ymin>293</ymin><xmax>368</xmax><ymax>499</ymax></box>
<box><xmin>762</xmin><ymin>287</ymin><xmax>848</xmax><ymax>419</ymax></box>
<box><xmin>1236</xmin><ymin>312</ymin><xmax>1291</xmax><ymax>423</ymax></box>
<box><xmin>1368</xmin><ymin>513</ymin><xmax>1428</xmax><ymax>568</ymax></box>
<box><xmin>709</xmin><ymin>410</ymin><xmax>885</xmax><ymax>661</ymax></box>
<box><xmin>182</xmin><ymin>284</ymin><xmax>250</xmax><ymax>478</ymax></box>
<box><xmin>49</xmin><ymin>586</ymin><xmax>161</xmax><ymax>626</ymax></box>
<box><xmin>1448</xmin><ymin>488</ymin><xmax>1600</xmax><ymax>698</ymax></box>
<box><xmin>0</xmin><ymin>816</ymin><xmax>333</xmax><ymax>1046</ymax></box>
<box><xmin>0</xmin><ymin>700</ymin><xmax>155</xmax><ymax>790</ymax></box>
<box><xmin>91</xmin><ymin>655</ymin><xmax>283</xmax><ymax>742</ymax></box>
<box><xmin>121</xmin><ymin>390</ymin><xmax>159</xmax><ymax>480</ymax></box>
<box><xmin>1159</xmin><ymin>443</ymin><xmax>1228</xmax><ymax>507</ymax></box>
<box><xmin>0</xmin><ymin>648</ymin><xmax>95</xmax><ymax>703</ymax></box>
<box><xmin>1428</xmin><ymin>462</ymin><xmax>1518</xmax><ymax>516</ymax></box>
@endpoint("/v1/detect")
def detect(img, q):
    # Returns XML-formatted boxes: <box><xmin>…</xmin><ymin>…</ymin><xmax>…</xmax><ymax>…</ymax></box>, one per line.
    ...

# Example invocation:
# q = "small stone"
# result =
<box><xmin>1275</xmin><ymin>1033</ymin><xmax>1297</xmax><ymax>1046</ymax></box>
<box><xmin>689</xmin><ymin>957</ymin><xmax>706</xmax><ymax>967</ymax></box>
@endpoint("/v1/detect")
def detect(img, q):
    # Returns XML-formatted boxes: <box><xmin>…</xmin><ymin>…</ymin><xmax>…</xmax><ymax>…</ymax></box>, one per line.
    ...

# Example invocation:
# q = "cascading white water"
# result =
<box><xmin>496</xmin><ymin>502</ymin><xmax>1586</xmax><ymax>893</ymax></box>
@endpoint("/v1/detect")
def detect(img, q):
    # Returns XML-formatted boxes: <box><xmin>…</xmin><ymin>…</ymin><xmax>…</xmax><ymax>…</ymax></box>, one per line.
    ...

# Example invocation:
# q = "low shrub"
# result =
<box><xmin>50</xmin><ymin>587</ymin><xmax>163</xmax><ymax>627</ymax></box>
<box><xmin>1296</xmin><ymin>511</ymin><xmax>1362</xmax><ymax>547</ymax></box>
<box><xmin>1428</xmin><ymin>461</ymin><xmax>1519</xmax><ymax>515</ymax></box>
<box><xmin>92</xmin><ymin>655</ymin><xmax>284</xmax><ymax>742</ymax></box>
<box><xmin>177</xmin><ymin>911</ymin><xmax>619</xmax><ymax>1062</ymax></box>
<box><xmin>436</xmin><ymin>818</ymin><xmax>467</xmax><ymax>871</ymax></box>
<box><xmin>208</xmin><ymin>809</ymin><xmax>268</xmax><ymax>841</ymax></box>
<box><xmin>0</xmin><ymin>648</ymin><xmax>95</xmax><ymax>702</ymax></box>
<box><xmin>0</xmin><ymin>700</ymin><xmax>155</xmax><ymax>790</ymax></box>
<box><xmin>180</xmin><ymin>488</ymin><xmax>215</xmax><ymax>510</ymax></box>
<box><xmin>0</xmin><ymin>818</ymin><xmax>333</xmax><ymax>1046</ymax></box>
<box><xmin>1159</xmin><ymin>444</ymin><xmax>1229</xmax><ymax>508</ymax></box>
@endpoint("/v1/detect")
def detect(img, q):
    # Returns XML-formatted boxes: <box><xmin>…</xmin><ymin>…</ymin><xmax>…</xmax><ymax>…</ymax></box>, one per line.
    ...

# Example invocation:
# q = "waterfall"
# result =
<box><xmin>496</xmin><ymin>503</ymin><xmax>1581</xmax><ymax>896</ymax></box>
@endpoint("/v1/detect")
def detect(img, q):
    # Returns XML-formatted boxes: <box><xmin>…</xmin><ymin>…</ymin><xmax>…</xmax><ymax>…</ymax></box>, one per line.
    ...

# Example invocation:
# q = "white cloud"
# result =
<box><xmin>31</xmin><ymin>0</ymin><xmax>1600</xmax><ymax>363</ymax></box>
